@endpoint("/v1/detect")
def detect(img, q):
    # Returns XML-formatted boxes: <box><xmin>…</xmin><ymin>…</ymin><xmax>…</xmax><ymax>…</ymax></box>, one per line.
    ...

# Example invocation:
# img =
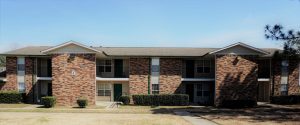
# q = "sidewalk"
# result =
<box><xmin>174</xmin><ymin>111</ymin><xmax>218</xmax><ymax>125</ymax></box>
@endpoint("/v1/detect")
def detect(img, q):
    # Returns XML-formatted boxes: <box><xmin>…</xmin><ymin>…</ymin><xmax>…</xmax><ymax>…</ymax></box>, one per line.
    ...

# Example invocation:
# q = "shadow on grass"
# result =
<box><xmin>149</xmin><ymin>104</ymin><xmax>300</xmax><ymax>123</ymax></box>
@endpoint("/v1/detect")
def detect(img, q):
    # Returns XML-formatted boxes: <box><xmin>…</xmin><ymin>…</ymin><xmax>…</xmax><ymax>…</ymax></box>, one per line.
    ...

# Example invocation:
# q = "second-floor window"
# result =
<box><xmin>196</xmin><ymin>60</ymin><xmax>211</xmax><ymax>73</ymax></box>
<box><xmin>98</xmin><ymin>60</ymin><xmax>112</xmax><ymax>72</ymax></box>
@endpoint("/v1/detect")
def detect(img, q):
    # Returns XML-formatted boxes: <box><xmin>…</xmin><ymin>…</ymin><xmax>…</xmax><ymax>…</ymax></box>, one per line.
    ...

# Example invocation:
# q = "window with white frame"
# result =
<box><xmin>151</xmin><ymin>58</ymin><xmax>160</xmax><ymax>94</ymax></box>
<box><xmin>97</xmin><ymin>83</ymin><xmax>111</xmax><ymax>96</ymax></box>
<box><xmin>17</xmin><ymin>57</ymin><xmax>25</xmax><ymax>93</ymax></box>
<box><xmin>196</xmin><ymin>60</ymin><xmax>211</xmax><ymax>73</ymax></box>
<box><xmin>196</xmin><ymin>83</ymin><xmax>210</xmax><ymax>97</ymax></box>
<box><xmin>18</xmin><ymin>82</ymin><xmax>25</xmax><ymax>93</ymax></box>
<box><xmin>281</xmin><ymin>60</ymin><xmax>289</xmax><ymax>95</ymax></box>
<box><xmin>97</xmin><ymin>60</ymin><xmax>112</xmax><ymax>72</ymax></box>
<box><xmin>152</xmin><ymin>84</ymin><xmax>159</xmax><ymax>94</ymax></box>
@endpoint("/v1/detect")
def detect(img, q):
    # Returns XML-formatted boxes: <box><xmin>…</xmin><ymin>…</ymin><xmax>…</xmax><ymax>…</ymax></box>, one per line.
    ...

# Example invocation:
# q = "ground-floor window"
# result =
<box><xmin>196</xmin><ymin>83</ymin><xmax>209</xmax><ymax>97</ymax></box>
<box><xmin>152</xmin><ymin>84</ymin><xmax>159</xmax><ymax>94</ymax></box>
<box><xmin>18</xmin><ymin>82</ymin><xmax>25</xmax><ymax>93</ymax></box>
<box><xmin>97</xmin><ymin>83</ymin><xmax>111</xmax><ymax>96</ymax></box>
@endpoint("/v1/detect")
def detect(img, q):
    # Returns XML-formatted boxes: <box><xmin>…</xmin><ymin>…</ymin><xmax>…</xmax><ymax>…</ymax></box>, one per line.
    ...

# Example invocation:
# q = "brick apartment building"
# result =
<box><xmin>0</xmin><ymin>41</ymin><xmax>299</xmax><ymax>106</ymax></box>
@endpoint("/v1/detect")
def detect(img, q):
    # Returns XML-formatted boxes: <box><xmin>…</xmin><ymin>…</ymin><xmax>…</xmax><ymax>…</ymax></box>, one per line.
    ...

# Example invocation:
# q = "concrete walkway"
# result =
<box><xmin>174</xmin><ymin>111</ymin><xmax>218</xmax><ymax>125</ymax></box>
<box><xmin>96</xmin><ymin>101</ymin><xmax>118</xmax><ymax>109</ymax></box>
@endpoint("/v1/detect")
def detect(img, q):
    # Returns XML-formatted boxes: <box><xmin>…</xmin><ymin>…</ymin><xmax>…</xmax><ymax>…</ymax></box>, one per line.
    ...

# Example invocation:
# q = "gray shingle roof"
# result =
<box><xmin>1</xmin><ymin>46</ymin><xmax>50</xmax><ymax>56</ymax></box>
<box><xmin>0</xmin><ymin>46</ymin><xmax>281</xmax><ymax>57</ymax></box>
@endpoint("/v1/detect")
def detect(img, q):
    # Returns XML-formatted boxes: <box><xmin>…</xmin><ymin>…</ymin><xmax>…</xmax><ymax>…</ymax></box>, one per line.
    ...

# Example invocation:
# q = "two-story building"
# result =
<box><xmin>0</xmin><ymin>41</ymin><xmax>299</xmax><ymax>106</ymax></box>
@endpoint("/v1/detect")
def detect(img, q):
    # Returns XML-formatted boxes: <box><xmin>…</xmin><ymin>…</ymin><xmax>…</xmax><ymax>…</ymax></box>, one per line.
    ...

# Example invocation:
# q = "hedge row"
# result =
<box><xmin>119</xmin><ymin>95</ymin><xmax>130</xmax><ymax>105</ymax></box>
<box><xmin>132</xmin><ymin>94</ymin><xmax>189</xmax><ymax>106</ymax></box>
<box><xmin>271</xmin><ymin>95</ymin><xmax>300</xmax><ymax>104</ymax></box>
<box><xmin>0</xmin><ymin>91</ymin><xmax>22</xmax><ymax>103</ymax></box>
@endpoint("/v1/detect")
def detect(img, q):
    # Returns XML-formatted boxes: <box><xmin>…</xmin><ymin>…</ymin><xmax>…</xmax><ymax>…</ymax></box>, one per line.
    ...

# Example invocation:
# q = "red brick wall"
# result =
<box><xmin>52</xmin><ymin>54</ymin><xmax>96</xmax><ymax>106</ymax></box>
<box><xmin>1</xmin><ymin>57</ymin><xmax>17</xmax><ymax>91</ymax></box>
<box><xmin>25</xmin><ymin>57</ymin><xmax>34</xmax><ymax>103</ymax></box>
<box><xmin>159</xmin><ymin>58</ymin><xmax>182</xmax><ymax>94</ymax></box>
<box><xmin>272</xmin><ymin>59</ymin><xmax>300</xmax><ymax>96</ymax></box>
<box><xmin>288</xmin><ymin>60</ymin><xmax>300</xmax><ymax>95</ymax></box>
<box><xmin>129</xmin><ymin>58</ymin><xmax>150</xmax><ymax>95</ymax></box>
<box><xmin>215</xmin><ymin>55</ymin><xmax>258</xmax><ymax>107</ymax></box>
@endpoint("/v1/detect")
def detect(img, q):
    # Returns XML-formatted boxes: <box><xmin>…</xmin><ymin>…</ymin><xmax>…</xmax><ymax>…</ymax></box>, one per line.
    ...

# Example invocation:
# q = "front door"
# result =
<box><xmin>195</xmin><ymin>82</ymin><xmax>212</xmax><ymax>105</ymax></box>
<box><xmin>47</xmin><ymin>83</ymin><xmax>52</xmax><ymax>96</ymax></box>
<box><xmin>114</xmin><ymin>59</ymin><xmax>123</xmax><ymax>77</ymax></box>
<box><xmin>186</xmin><ymin>60</ymin><xmax>194</xmax><ymax>78</ymax></box>
<box><xmin>258</xmin><ymin>82</ymin><xmax>270</xmax><ymax>102</ymax></box>
<box><xmin>113</xmin><ymin>84</ymin><xmax>122</xmax><ymax>101</ymax></box>
<box><xmin>186</xmin><ymin>84</ymin><xmax>194</xmax><ymax>102</ymax></box>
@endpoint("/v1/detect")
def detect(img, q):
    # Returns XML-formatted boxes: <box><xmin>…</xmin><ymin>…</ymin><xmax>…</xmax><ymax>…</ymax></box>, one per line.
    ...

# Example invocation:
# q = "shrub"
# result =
<box><xmin>0</xmin><ymin>91</ymin><xmax>22</xmax><ymax>103</ymax></box>
<box><xmin>41</xmin><ymin>96</ymin><xmax>56</xmax><ymax>108</ymax></box>
<box><xmin>221</xmin><ymin>100</ymin><xmax>257</xmax><ymax>108</ymax></box>
<box><xmin>77</xmin><ymin>98</ymin><xmax>88</xmax><ymax>108</ymax></box>
<box><xmin>132</xmin><ymin>94</ymin><xmax>189</xmax><ymax>106</ymax></box>
<box><xmin>119</xmin><ymin>95</ymin><xmax>130</xmax><ymax>105</ymax></box>
<box><xmin>271</xmin><ymin>95</ymin><xmax>300</xmax><ymax>104</ymax></box>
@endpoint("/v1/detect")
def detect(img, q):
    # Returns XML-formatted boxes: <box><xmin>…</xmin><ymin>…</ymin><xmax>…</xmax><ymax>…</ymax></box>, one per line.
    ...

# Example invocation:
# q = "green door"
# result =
<box><xmin>113</xmin><ymin>84</ymin><xmax>122</xmax><ymax>101</ymax></box>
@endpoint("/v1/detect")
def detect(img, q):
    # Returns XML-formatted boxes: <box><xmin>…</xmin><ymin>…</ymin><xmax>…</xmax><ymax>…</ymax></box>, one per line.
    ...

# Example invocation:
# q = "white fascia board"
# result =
<box><xmin>96</xmin><ymin>77</ymin><xmax>129</xmax><ymax>82</ymax></box>
<box><xmin>209</xmin><ymin>42</ymin><xmax>269</xmax><ymax>55</ymax></box>
<box><xmin>37</xmin><ymin>77</ymin><xmax>52</xmax><ymax>81</ymax></box>
<box><xmin>41</xmin><ymin>41</ymin><xmax>102</xmax><ymax>53</ymax></box>
<box><xmin>258</xmin><ymin>78</ymin><xmax>270</xmax><ymax>82</ymax></box>
<box><xmin>181</xmin><ymin>78</ymin><xmax>215</xmax><ymax>82</ymax></box>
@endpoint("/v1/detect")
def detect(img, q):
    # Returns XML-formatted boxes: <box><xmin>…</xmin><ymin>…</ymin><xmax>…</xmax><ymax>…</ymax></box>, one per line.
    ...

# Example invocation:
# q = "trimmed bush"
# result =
<box><xmin>0</xmin><ymin>91</ymin><xmax>22</xmax><ymax>103</ymax></box>
<box><xmin>119</xmin><ymin>95</ymin><xmax>130</xmax><ymax>105</ymax></box>
<box><xmin>41</xmin><ymin>96</ymin><xmax>56</xmax><ymax>108</ymax></box>
<box><xmin>221</xmin><ymin>100</ymin><xmax>257</xmax><ymax>108</ymax></box>
<box><xmin>132</xmin><ymin>94</ymin><xmax>189</xmax><ymax>106</ymax></box>
<box><xmin>271</xmin><ymin>95</ymin><xmax>300</xmax><ymax>104</ymax></box>
<box><xmin>77</xmin><ymin>98</ymin><xmax>88</xmax><ymax>108</ymax></box>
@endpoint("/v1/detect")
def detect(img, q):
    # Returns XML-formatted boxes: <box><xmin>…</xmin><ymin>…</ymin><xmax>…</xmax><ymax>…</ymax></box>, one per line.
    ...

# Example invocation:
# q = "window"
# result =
<box><xmin>17</xmin><ymin>64</ymin><xmax>25</xmax><ymax>71</ymax></box>
<box><xmin>280</xmin><ymin>60</ymin><xmax>289</xmax><ymax>95</ymax></box>
<box><xmin>281</xmin><ymin>84</ymin><xmax>288</xmax><ymax>95</ymax></box>
<box><xmin>97</xmin><ymin>83</ymin><xmax>111</xmax><ymax>96</ymax></box>
<box><xmin>18</xmin><ymin>82</ymin><xmax>25</xmax><ymax>93</ymax></box>
<box><xmin>196</xmin><ymin>83</ymin><xmax>210</xmax><ymax>97</ymax></box>
<box><xmin>97</xmin><ymin>60</ymin><xmax>112</xmax><ymax>72</ymax></box>
<box><xmin>196</xmin><ymin>60</ymin><xmax>211</xmax><ymax>73</ymax></box>
<box><xmin>152</xmin><ymin>84</ymin><xmax>159</xmax><ymax>94</ymax></box>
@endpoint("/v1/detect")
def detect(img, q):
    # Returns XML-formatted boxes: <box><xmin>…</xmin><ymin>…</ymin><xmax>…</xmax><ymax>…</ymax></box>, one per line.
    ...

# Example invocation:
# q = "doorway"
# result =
<box><xmin>186</xmin><ymin>60</ymin><xmax>195</xmax><ymax>78</ymax></box>
<box><xmin>114</xmin><ymin>59</ymin><xmax>123</xmax><ymax>77</ymax></box>
<box><xmin>113</xmin><ymin>84</ymin><xmax>122</xmax><ymax>101</ymax></box>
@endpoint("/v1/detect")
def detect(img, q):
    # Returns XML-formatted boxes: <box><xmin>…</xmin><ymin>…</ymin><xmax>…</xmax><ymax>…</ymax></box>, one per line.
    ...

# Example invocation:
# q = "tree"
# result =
<box><xmin>265</xmin><ymin>24</ymin><xmax>300</xmax><ymax>57</ymax></box>
<box><xmin>0</xmin><ymin>56</ymin><xmax>5</xmax><ymax>67</ymax></box>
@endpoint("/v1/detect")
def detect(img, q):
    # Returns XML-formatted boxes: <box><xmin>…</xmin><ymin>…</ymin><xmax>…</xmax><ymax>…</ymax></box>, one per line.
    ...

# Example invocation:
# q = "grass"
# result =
<box><xmin>0</xmin><ymin>103</ymin><xmax>30</xmax><ymax>108</ymax></box>
<box><xmin>0</xmin><ymin>112</ymin><xmax>192</xmax><ymax>125</ymax></box>
<box><xmin>188</xmin><ymin>104</ymin><xmax>300</xmax><ymax>125</ymax></box>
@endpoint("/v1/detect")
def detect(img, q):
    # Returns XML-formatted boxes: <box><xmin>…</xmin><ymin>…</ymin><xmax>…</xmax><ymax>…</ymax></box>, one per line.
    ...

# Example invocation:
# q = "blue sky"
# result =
<box><xmin>0</xmin><ymin>0</ymin><xmax>299</xmax><ymax>52</ymax></box>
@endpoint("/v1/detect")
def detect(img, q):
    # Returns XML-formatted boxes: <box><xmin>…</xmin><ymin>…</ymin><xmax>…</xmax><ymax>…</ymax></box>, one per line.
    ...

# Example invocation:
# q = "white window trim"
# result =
<box><xmin>97</xmin><ymin>60</ymin><xmax>112</xmax><ymax>73</ymax></box>
<box><xmin>17</xmin><ymin>57</ymin><xmax>26</xmax><ymax>93</ymax></box>
<box><xmin>152</xmin><ymin>84</ymin><xmax>159</xmax><ymax>94</ymax></box>
<box><xmin>196</xmin><ymin>60</ymin><xmax>211</xmax><ymax>74</ymax></box>
<box><xmin>97</xmin><ymin>83</ymin><xmax>111</xmax><ymax>96</ymax></box>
